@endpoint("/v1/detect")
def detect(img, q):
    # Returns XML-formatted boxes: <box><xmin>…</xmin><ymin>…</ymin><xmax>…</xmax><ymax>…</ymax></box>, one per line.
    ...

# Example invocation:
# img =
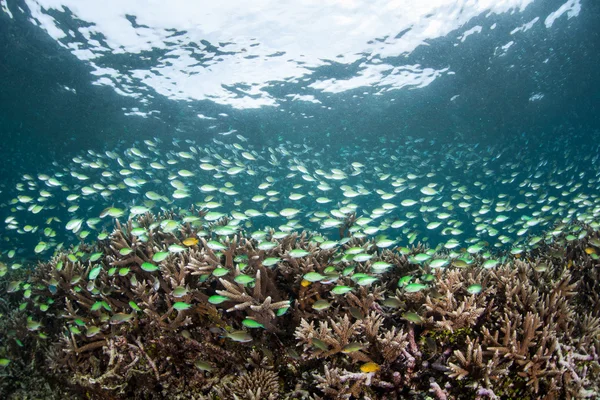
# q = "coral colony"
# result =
<box><xmin>1</xmin><ymin>134</ymin><xmax>600</xmax><ymax>398</ymax></box>
<box><xmin>1</xmin><ymin>208</ymin><xmax>600</xmax><ymax>399</ymax></box>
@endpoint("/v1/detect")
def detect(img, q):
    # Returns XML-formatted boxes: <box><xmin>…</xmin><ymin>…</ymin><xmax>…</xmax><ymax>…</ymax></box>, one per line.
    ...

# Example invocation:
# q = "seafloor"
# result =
<box><xmin>1</xmin><ymin>210</ymin><xmax>599</xmax><ymax>399</ymax></box>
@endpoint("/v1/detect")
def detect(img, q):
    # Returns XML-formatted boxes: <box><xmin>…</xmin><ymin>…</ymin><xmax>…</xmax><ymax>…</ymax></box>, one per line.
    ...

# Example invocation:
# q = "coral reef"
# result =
<box><xmin>1</xmin><ymin>210</ymin><xmax>600</xmax><ymax>399</ymax></box>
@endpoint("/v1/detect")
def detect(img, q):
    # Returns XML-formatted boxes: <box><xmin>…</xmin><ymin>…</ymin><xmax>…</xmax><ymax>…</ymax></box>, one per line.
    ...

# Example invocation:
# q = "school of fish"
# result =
<box><xmin>1</xmin><ymin>131</ymin><xmax>599</xmax><ymax>270</ymax></box>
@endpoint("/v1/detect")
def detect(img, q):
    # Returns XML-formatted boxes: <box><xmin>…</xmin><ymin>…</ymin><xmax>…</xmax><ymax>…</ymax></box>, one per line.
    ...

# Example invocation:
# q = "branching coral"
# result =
<box><xmin>1</xmin><ymin>215</ymin><xmax>600</xmax><ymax>399</ymax></box>
<box><xmin>377</xmin><ymin>327</ymin><xmax>409</xmax><ymax>363</ymax></box>
<box><xmin>295</xmin><ymin>314</ymin><xmax>369</xmax><ymax>362</ymax></box>
<box><xmin>211</xmin><ymin>368</ymin><xmax>280</xmax><ymax>400</ymax></box>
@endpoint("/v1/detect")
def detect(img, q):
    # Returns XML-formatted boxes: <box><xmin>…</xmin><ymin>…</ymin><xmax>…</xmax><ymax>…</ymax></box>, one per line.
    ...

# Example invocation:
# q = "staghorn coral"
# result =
<box><xmin>377</xmin><ymin>326</ymin><xmax>409</xmax><ymax>363</ymax></box>
<box><xmin>313</xmin><ymin>365</ymin><xmax>372</xmax><ymax>399</ymax></box>
<box><xmin>295</xmin><ymin>314</ymin><xmax>369</xmax><ymax>362</ymax></box>
<box><xmin>0</xmin><ymin>214</ymin><xmax>600</xmax><ymax>399</ymax></box>
<box><xmin>210</xmin><ymin>368</ymin><xmax>280</xmax><ymax>400</ymax></box>
<box><xmin>214</xmin><ymin>271</ymin><xmax>290</xmax><ymax>329</ymax></box>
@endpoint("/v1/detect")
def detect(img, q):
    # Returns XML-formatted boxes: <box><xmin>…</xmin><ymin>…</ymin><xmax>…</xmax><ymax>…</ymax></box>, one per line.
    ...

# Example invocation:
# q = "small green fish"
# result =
<box><xmin>320</xmin><ymin>240</ymin><xmax>338</xmax><ymax>249</ymax></box>
<box><xmin>280</xmin><ymin>208</ymin><xmax>300</xmax><ymax>218</ymax></box>
<box><xmin>345</xmin><ymin>247</ymin><xmax>364</xmax><ymax>255</ymax></box>
<box><xmin>207</xmin><ymin>240</ymin><xmax>227</xmax><ymax>251</ymax></box>
<box><xmin>89</xmin><ymin>252</ymin><xmax>103</xmax><ymax>262</ymax></box>
<box><xmin>311</xmin><ymin>338</ymin><xmax>329</xmax><ymax>351</ymax></box>
<box><xmin>482</xmin><ymin>259</ymin><xmax>499</xmax><ymax>269</ymax></box>
<box><xmin>429</xmin><ymin>259</ymin><xmax>449</xmax><ymax>269</ymax></box>
<box><xmin>289</xmin><ymin>249</ymin><xmax>310</xmax><ymax>258</ymax></box>
<box><xmin>356</xmin><ymin>276</ymin><xmax>378</xmax><ymax>286</ymax></box>
<box><xmin>371</xmin><ymin>261</ymin><xmax>393</xmax><ymax>273</ymax></box>
<box><xmin>152</xmin><ymin>251</ymin><xmax>169</xmax><ymax>262</ymax></box>
<box><xmin>276</xmin><ymin>306</ymin><xmax>289</xmax><ymax>316</ymax></box>
<box><xmin>404</xmin><ymin>283</ymin><xmax>428</xmax><ymax>293</ymax></box>
<box><xmin>141</xmin><ymin>262</ymin><xmax>160</xmax><ymax>272</ymax></box>
<box><xmin>110</xmin><ymin>313</ymin><xmax>134</xmax><ymax>324</ymax></box>
<box><xmin>130</xmin><ymin>205</ymin><xmax>150</xmax><ymax>215</ymax></box>
<box><xmin>382</xmin><ymin>297</ymin><xmax>402</xmax><ymax>308</ymax></box>
<box><xmin>467</xmin><ymin>244</ymin><xmax>484</xmax><ymax>254</ymax></box>
<box><xmin>34</xmin><ymin>241</ymin><xmax>47</xmax><ymax>253</ymax></box>
<box><xmin>119</xmin><ymin>247</ymin><xmax>133</xmax><ymax>256</ymax></box>
<box><xmin>375</xmin><ymin>238</ymin><xmax>396</xmax><ymax>248</ymax></box>
<box><xmin>257</xmin><ymin>241</ymin><xmax>277</xmax><ymax>250</ymax></box>
<box><xmin>350</xmin><ymin>273</ymin><xmax>370</xmax><ymax>282</ymax></box>
<box><xmin>397</xmin><ymin>275</ymin><xmax>413</xmax><ymax>287</ymax></box>
<box><xmin>402</xmin><ymin>312</ymin><xmax>424</xmax><ymax>324</ymax></box>
<box><xmin>26</xmin><ymin>319</ymin><xmax>41</xmax><ymax>331</ymax></box>
<box><xmin>467</xmin><ymin>284</ymin><xmax>483</xmax><ymax>294</ymax></box>
<box><xmin>195</xmin><ymin>359</ymin><xmax>214</xmax><ymax>372</ymax></box>
<box><xmin>312</xmin><ymin>299</ymin><xmax>331</xmax><ymax>311</ymax></box>
<box><xmin>7</xmin><ymin>281</ymin><xmax>21</xmax><ymax>293</ymax></box>
<box><xmin>234</xmin><ymin>274</ymin><xmax>255</xmax><ymax>285</ymax></box>
<box><xmin>341</xmin><ymin>342</ymin><xmax>364</xmax><ymax>353</ymax></box>
<box><xmin>168</xmin><ymin>244</ymin><xmax>187</xmax><ymax>253</ymax></box>
<box><xmin>173</xmin><ymin>286</ymin><xmax>188</xmax><ymax>297</ymax></box>
<box><xmin>212</xmin><ymin>267</ymin><xmax>230</xmax><ymax>277</ymax></box>
<box><xmin>131</xmin><ymin>227</ymin><xmax>146</xmax><ymax>236</ymax></box>
<box><xmin>352</xmin><ymin>253</ymin><xmax>373</xmax><ymax>262</ymax></box>
<box><xmin>412</xmin><ymin>253</ymin><xmax>431</xmax><ymax>263</ymax></box>
<box><xmin>331</xmin><ymin>285</ymin><xmax>353</xmax><ymax>295</ymax></box>
<box><xmin>85</xmin><ymin>326</ymin><xmax>100</xmax><ymax>337</ymax></box>
<box><xmin>262</xmin><ymin>257</ymin><xmax>281</xmax><ymax>266</ymax></box>
<box><xmin>242</xmin><ymin>318</ymin><xmax>265</xmax><ymax>329</ymax></box>
<box><xmin>223</xmin><ymin>330</ymin><xmax>252</xmax><ymax>343</ymax></box>
<box><xmin>303</xmin><ymin>272</ymin><xmax>326</xmax><ymax>282</ymax></box>
<box><xmin>173</xmin><ymin>302</ymin><xmax>192</xmax><ymax>311</ymax></box>
<box><xmin>88</xmin><ymin>266</ymin><xmax>102</xmax><ymax>280</ymax></box>
<box><xmin>208</xmin><ymin>295</ymin><xmax>230</xmax><ymax>305</ymax></box>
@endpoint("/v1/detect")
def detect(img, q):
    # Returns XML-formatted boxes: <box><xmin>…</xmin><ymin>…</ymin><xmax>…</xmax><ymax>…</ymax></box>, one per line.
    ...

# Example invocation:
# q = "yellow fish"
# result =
<box><xmin>360</xmin><ymin>362</ymin><xmax>380</xmax><ymax>373</ymax></box>
<box><xmin>182</xmin><ymin>237</ymin><xmax>199</xmax><ymax>246</ymax></box>
<box><xmin>300</xmin><ymin>279</ymin><xmax>311</xmax><ymax>287</ymax></box>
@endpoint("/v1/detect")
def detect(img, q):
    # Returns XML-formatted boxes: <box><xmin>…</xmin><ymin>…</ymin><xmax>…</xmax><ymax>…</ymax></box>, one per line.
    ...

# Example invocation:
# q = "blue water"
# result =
<box><xmin>0</xmin><ymin>0</ymin><xmax>599</xmax><ymax>259</ymax></box>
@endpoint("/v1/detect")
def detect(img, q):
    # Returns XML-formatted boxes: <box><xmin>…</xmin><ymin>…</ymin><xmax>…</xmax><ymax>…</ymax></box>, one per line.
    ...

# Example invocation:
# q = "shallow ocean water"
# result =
<box><xmin>1</xmin><ymin>0</ymin><xmax>599</xmax><ymax>398</ymax></box>
<box><xmin>1</xmin><ymin>0</ymin><xmax>598</xmax><ymax>260</ymax></box>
